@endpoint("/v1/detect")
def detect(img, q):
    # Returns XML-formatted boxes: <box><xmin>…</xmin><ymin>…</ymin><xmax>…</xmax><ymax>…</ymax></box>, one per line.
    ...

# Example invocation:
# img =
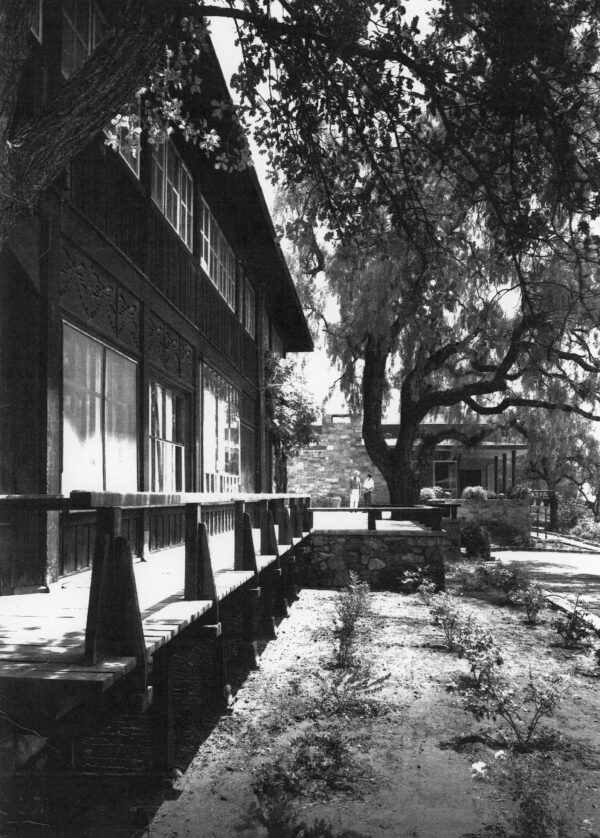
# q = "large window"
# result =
<box><xmin>434</xmin><ymin>460</ymin><xmax>457</xmax><ymax>497</ymax></box>
<box><xmin>199</xmin><ymin>198</ymin><xmax>236</xmax><ymax>309</ymax></box>
<box><xmin>150</xmin><ymin>382</ymin><xmax>186</xmax><ymax>492</ymax></box>
<box><xmin>62</xmin><ymin>324</ymin><xmax>138</xmax><ymax>493</ymax></box>
<box><xmin>151</xmin><ymin>140</ymin><xmax>193</xmax><ymax>249</ymax></box>
<box><xmin>202</xmin><ymin>365</ymin><xmax>240</xmax><ymax>493</ymax></box>
<box><xmin>62</xmin><ymin>0</ymin><xmax>106</xmax><ymax>78</ymax></box>
<box><xmin>244</xmin><ymin>276</ymin><xmax>256</xmax><ymax>338</ymax></box>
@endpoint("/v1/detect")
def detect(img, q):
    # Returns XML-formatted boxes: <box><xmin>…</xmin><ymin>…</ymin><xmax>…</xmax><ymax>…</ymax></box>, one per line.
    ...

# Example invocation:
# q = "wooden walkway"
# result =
<box><xmin>0</xmin><ymin>522</ymin><xmax>307</xmax><ymax>693</ymax></box>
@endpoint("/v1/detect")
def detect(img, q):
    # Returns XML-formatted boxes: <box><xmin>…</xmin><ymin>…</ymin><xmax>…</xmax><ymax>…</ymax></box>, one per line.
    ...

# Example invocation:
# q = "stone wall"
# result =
<box><xmin>288</xmin><ymin>415</ymin><xmax>389</xmax><ymax>506</ymax></box>
<box><xmin>458</xmin><ymin>498</ymin><xmax>531</xmax><ymax>547</ymax></box>
<box><xmin>304</xmin><ymin>529</ymin><xmax>446</xmax><ymax>589</ymax></box>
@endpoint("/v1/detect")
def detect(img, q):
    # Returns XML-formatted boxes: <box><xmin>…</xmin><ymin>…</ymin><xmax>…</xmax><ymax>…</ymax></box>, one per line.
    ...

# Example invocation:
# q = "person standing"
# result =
<box><xmin>349</xmin><ymin>470</ymin><xmax>361</xmax><ymax>508</ymax></box>
<box><xmin>363</xmin><ymin>473</ymin><xmax>374</xmax><ymax>506</ymax></box>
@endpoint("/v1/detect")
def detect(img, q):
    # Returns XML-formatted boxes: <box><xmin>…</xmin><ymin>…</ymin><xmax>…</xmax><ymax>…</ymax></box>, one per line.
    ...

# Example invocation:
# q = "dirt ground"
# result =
<box><xmin>150</xmin><ymin>569</ymin><xmax>600</xmax><ymax>838</ymax></box>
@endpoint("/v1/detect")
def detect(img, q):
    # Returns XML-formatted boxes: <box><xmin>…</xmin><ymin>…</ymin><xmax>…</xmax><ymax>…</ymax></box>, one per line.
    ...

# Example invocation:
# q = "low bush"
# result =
<box><xmin>333</xmin><ymin>572</ymin><xmax>371</xmax><ymax>668</ymax></box>
<box><xmin>459</xmin><ymin>521</ymin><xmax>491</xmax><ymax>559</ymax></box>
<box><xmin>477</xmin><ymin>563</ymin><xmax>530</xmax><ymax>602</ymax></box>
<box><xmin>419</xmin><ymin>487</ymin><xmax>437</xmax><ymax>501</ymax></box>
<box><xmin>506</xmin><ymin>483</ymin><xmax>533</xmax><ymax>501</ymax></box>
<box><xmin>461</xmin><ymin>485</ymin><xmax>489</xmax><ymax>501</ymax></box>
<box><xmin>456</xmin><ymin>620</ymin><xmax>503</xmax><ymax>688</ymax></box>
<box><xmin>464</xmin><ymin>671</ymin><xmax>569</xmax><ymax>751</ymax></box>
<box><xmin>553</xmin><ymin>594</ymin><xmax>593</xmax><ymax>648</ymax></box>
<box><xmin>570</xmin><ymin>518</ymin><xmax>600</xmax><ymax>544</ymax></box>
<box><xmin>429</xmin><ymin>593</ymin><xmax>469</xmax><ymax>651</ymax></box>
<box><xmin>512</xmin><ymin>583</ymin><xmax>546</xmax><ymax>625</ymax></box>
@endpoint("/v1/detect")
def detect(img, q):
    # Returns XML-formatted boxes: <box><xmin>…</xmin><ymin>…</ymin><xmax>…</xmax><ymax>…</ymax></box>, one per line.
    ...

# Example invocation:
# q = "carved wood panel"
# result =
<box><xmin>147</xmin><ymin>310</ymin><xmax>195</xmax><ymax>384</ymax></box>
<box><xmin>60</xmin><ymin>241</ymin><xmax>141</xmax><ymax>352</ymax></box>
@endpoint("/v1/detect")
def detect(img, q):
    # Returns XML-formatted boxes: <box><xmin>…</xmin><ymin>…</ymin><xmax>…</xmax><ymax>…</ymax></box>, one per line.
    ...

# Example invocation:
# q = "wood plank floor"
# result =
<box><xmin>0</xmin><ymin>526</ymin><xmax>295</xmax><ymax>685</ymax></box>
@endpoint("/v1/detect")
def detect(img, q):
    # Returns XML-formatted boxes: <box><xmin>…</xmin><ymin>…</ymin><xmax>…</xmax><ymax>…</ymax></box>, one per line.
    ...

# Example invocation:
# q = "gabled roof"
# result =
<box><xmin>183</xmin><ymin>35</ymin><xmax>313</xmax><ymax>353</ymax></box>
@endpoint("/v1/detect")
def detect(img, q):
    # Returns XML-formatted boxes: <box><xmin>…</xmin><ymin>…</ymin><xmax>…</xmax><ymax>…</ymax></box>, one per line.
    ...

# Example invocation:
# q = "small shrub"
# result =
<box><xmin>248</xmin><ymin>798</ymin><xmax>370</xmax><ymax>838</ymax></box>
<box><xmin>464</xmin><ymin>670</ymin><xmax>569</xmax><ymax>750</ymax></box>
<box><xmin>315</xmin><ymin>667</ymin><xmax>390</xmax><ymax>717</ymax></box>
<box><xmin>398</xmin><ymin>568</ymin><xmax>438</xmax><ymax>603</ymax></box>
<box><xmin>333</xmin><ymin>571</ymin><xmax>371</xmax><ymax>667</ymax></box>
<box><xmin>513</xmin><ymin>584</ymin><xmax>546</xmax><ymax>625</ymax></box>
<box><xmin>419</xmin><ymin>486</ymin><xmax>437</xmax><ymax>501</ymax></box>
<box><xmin>456</xmin><ymin>621</ymin><xmax>503</xmax><ymax>688</ymax></box>
<box><xmin>553</xmin><ymin>594</ymin><xmax>593</xmax><ymax>647</ymax></box>
<box><xmin>504</xmin><ymin>757</ymin><xmax>577</xmax><ymax>838</ymax></box>
<box><xmin>429</xmin><ymin>593</ymin><xmax>469</xmax><ymax>651</ymax></box>
<box><xmin>506</xmin><ymin>483</ymin><xmax>533</xmax><ymax>501</ymax></box>
<box><xmin>460</xmin><ymin>521</ymin><xmax>491</xmax><ymax>559</ymax></box>
<box><xmin>570</xmin><ymin>518</ymin><xmax>600</xmax><ymax>544</ymax></box>
<box><xmin>478</xmin><ymin>563</ymin><xmax>530</xmax><ymax>602</ymax></box>
<box><xmin>461</xmin><ymin>485</ymin><xmax>488</xmax><ymax>501</ymax></box>
<box><xmin>254</xmin><ymin>725</ymin><xmax>356</xmax><ymax>803</ymax></box>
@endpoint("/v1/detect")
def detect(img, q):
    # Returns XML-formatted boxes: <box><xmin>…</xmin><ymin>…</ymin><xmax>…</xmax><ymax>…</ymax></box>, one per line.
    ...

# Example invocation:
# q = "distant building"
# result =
<box><xmin>0</xmin><ymin>2</ymin><xmax>311</xmax><ymax>593</ymax></box>
<box><xmin>287</xmin><ymin>415</ymin><xmax>527</xmax><ymax>505</ymax></box>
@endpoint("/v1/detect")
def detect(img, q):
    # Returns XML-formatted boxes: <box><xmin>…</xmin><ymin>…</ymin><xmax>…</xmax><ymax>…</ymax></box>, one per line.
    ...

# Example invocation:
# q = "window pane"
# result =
<box><xmin>104</xmin><ymin>348</ymin><xmax>137</xmax><ymax>491</ymax></box>
<box><xmin>150</xmin><ymin>382</ymin><xmax>185</xmax><ymax>492</ymax></box>
<box><xmin>165</xmin><ymin>143</ymin><xmax>180</xmax><ymax>230</ymax></box>
<box><xmin>62</xmin><ymin>325</ymin><xmax>104</xmax><ymax>492</ymax></box>
<box><xmin>151</xmin><ymin>144</ymin><xmax>165</xmax><ymax>208</ymax></box>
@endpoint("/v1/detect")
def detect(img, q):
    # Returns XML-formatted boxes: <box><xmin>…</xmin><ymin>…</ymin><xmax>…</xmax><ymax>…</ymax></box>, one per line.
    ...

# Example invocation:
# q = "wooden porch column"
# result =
<box><xmin>494</xmin><ymin>456</ymin><xmax>499</xmax><ymax>493</ymax></box>
<box><xmin>256</xmin><ymin>283</ymin><xmax>267</xmax><ymax>492</ymax></box>
<box><xmin>234</xmin><ymin>500</ymin><xmax>245</xmax><ymax>570</ymax></box>
<box><xmin>40</xmin><ymin>199</ymin><xmax>63</xmax><ymax>583</ymax></box>
<box><xmin>502</xmin><ymin>453</ymin><xmax>507</xmax><ymax>493</ymax></box>
<box><xmin>152</xmin><ymin>645</ymin><xmax>174</xmax><ymax>772</ymax></box>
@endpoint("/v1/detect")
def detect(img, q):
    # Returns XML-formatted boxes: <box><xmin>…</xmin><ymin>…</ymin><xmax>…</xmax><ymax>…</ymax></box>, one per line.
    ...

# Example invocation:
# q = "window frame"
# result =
<box><xmin>62</xmin><ymin>322</ymin><xmax>138</xmax><ymax>494</ymax></box>
<box><xmin>199</xmin><ymin>198</ymin><xmax>236</xmax><ymax>311</ymax></box>
<box><xmin>149</xmin><ymin>381</ymin><xmax>187</xmax><ymax>493</ymax></box>
<box><xmin>244</xmin><ymin>276</ymin><xmax>256</xmax><ymax>338</ymax></box>
<box><xmin>151</xmin><ymin>140</ymin><xmax>194</xmax><ymax>251</ymax></box>
<box><xmin>61</xmin><ymin>0</ymin><xmax>106</xmax><ymax>78</ymax></box>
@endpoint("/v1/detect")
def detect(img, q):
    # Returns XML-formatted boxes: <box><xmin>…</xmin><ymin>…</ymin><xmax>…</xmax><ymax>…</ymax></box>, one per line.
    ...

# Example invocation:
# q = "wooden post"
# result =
<box><xmin>494</xmin><ymin>456</ymin><xmax>499</xmax><ymax>493</ymax></box>
<box><xmin>152</xmin><ymin>645</ymin><xmax>174</xmax><ymax>772</ymax></box>
<box><xmin>259</xmin><ymin>499</ymin><xmax>270</xmax><ymax>555</ymax></box>
<box><xmin>85</xmin><ymin>507</ymin><xmax>122</xmax><ymax>665</ymax></box>
<box><xmin>278</xmin><ymin>504</ymin><xmax>292</xmax><ymax>546</ymax></box>
<box><xmin>242</xmin><ymin>512</ymin><xmax>259</xmax><ymax>576</ymax></box>
<box><xmin>502</xmin><ymin>453</ymin><xmax>507</xmax><ymax>493</ymax></box>
<box><xmin>302</xmin><ymin>497</ymin><xmax>312</xmax><ymax>531</ymax></box>
<box><xmin>234</xmin><ymin>500</ymin><xmax>245</xmax><ymax>570</ymax></box>
<box><xmin>289</xmin><ymin>499</ymin><xmax>302</xmax><ymax>538</ymax></box>
<box><xmin>184</xmin><ymin>503</ymin><xmax>201</xmax><ymax>600</ymax></box>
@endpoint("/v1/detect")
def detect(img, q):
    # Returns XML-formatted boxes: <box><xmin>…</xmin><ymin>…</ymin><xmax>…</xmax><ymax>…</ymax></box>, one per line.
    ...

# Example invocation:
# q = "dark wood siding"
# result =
<box><xmin>70</xmin><ymin>140</ymin><xmax>259</xmax><ymax>385</ymax></box>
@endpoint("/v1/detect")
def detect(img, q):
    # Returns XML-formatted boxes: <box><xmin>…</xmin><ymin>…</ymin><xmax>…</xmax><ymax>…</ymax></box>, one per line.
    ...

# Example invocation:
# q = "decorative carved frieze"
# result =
<box><xmin>60</xmin><ymin>241</ymin><xmax>140</xmax><ymax>352</ymax></box>
<box><xmin>147</xmin><ymin>311</ymin><xmax>194</xmax><ymax>383</ymax></box>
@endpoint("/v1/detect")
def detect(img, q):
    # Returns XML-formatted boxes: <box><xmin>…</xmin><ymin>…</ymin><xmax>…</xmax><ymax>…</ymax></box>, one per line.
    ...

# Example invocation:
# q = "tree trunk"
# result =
<box><xmin>361</xmin><ymin>341</ymin><xmax>421</xmax><ymax>505</ymax></box>
<box><xmin>548</xmin><ymin>489</ymin><xmax>559</xmax><ymax>532</ymax></box>
<box><xmin>1</xmin><ymin>1</ymin><xmax>183</xmax><ymax>250</ymax></box>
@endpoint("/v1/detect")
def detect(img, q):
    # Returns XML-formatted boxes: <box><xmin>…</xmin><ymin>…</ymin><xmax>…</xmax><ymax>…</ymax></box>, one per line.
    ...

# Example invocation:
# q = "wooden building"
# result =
<box><xmin>0</xmin><ymin>1</ymin><xmax>312</xmax><ymax>595</ymax></box>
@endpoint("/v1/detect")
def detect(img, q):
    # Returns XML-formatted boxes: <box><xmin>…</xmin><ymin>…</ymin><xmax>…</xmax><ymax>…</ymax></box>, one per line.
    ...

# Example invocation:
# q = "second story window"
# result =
<box><xmin>62</xmin><ymin>0</ymin><xmax>106</xmax><ymax>78</ymax></box>
<box><xmin>244</xmin><ymin>277</ymin><xmax>256</xmax><ymax>338</ymax></box>
<box><xmin>151</xmin><ymin>140</ymin><xmax>193</xmax><ymax>250</ymax></box>
<box><xmin>200</xmin><ymin>198</ymin><xmax>236</xmax><ymax>309</ymax></box>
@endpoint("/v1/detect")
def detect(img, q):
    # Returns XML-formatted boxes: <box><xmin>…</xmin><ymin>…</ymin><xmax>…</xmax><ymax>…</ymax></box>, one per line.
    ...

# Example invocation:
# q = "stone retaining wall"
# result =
<box><xmin>305</xmin><ymin>529</ymin><xmax>446</xmax><ymax>589</ymax></box>
<box><xmin>458</xmin><ymin>499</ymin><xmax>531</xmax><ymax>547</ymax></box>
